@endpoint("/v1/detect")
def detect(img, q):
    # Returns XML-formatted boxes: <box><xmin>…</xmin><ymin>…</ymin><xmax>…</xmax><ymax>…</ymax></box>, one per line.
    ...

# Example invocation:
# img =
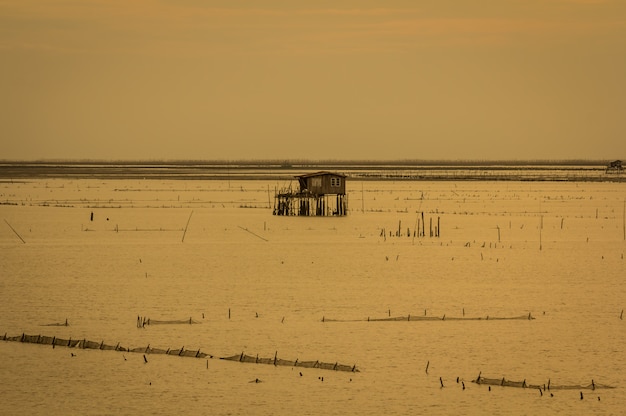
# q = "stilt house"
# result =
<box><xmin>273</xmin><ymin>171</ymin><xmax>348</xmax><ymax>216</ymax></box>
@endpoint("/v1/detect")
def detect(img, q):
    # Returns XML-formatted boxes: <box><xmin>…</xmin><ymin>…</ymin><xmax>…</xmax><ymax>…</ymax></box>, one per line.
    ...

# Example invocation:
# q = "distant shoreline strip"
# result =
<box><xmin>1</xmin><ymin>162</ymin><xmax>624</xmax><ymax>182</ymax></box>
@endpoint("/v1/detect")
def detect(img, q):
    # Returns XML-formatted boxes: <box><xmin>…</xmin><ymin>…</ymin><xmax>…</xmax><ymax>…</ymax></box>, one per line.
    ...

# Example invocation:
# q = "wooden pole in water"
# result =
<box><xmin>238</xmin><ymin>225</ymin><xmax>269</xmax><ymax>242</ymax></box>
<box><xmin>361</xmin><ymin>182</ymin><xmax>365</xmax><ymax>213</ymax></box>
<box><xmin>181</xmin><ymin>210</ymin><xmax>194</xmax><ymax>243</ymax></box>
<box><xmin>4</xmin><ymin>219</ymin><xmax>26</xmax><ymax>244</ymax></box>
<box><xmin>539</xmin><ymin>215</ymin><xmax>543</xmax><ymax>251</ymax></box>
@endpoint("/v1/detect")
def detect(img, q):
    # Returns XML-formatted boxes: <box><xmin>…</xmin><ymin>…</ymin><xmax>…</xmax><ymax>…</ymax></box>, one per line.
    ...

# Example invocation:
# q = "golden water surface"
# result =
<box><xmin>1</xmin><ymin>178</ymin><xmax>624</xmax><ymax>415</ymax></box>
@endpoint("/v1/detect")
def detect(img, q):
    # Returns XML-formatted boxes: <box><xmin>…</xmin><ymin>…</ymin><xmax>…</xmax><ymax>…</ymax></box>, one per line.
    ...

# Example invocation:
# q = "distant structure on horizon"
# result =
<box><xmin>606</xmin><ymin>160</ymin><xmax>623</xmax><ymax>174</ymax></box>
<box><xmin>273</xmin><ymin>171</ymin><xmax>347</xmax><ymax>216</ymax></box>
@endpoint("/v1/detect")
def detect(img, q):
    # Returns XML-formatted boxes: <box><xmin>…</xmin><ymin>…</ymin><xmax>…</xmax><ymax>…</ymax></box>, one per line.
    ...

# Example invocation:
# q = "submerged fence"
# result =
<box><xmin>1</xmin><ymin>332</ymin><xmax>359</xmax><ymax>373</ymax></box>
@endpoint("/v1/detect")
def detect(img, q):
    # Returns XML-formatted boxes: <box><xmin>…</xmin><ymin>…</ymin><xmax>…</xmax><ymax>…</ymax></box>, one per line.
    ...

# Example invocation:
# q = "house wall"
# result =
<box><xmin>303</xmin><ymin>174</ymin><xmax>345</xmax><ymax>195</ymax></box>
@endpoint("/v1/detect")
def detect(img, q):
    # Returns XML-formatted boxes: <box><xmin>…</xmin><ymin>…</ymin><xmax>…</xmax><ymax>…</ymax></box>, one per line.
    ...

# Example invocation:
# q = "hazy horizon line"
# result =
<box><xmin>0</xmin><ymin>158</ymin><xmax>622</xmax><ymax>167</ymax></box>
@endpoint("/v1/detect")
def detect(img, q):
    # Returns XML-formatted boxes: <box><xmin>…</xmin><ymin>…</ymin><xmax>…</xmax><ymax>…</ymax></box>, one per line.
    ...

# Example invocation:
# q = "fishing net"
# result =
<box><xmin>2</xmin><ymin>333</ymin><xmax>358</xmax><ymax>372</ymax></box>
<box><xmin>220</xmin><ymin>353</ymin><xmax>359</xmax><ymax>372</ymax></box>
<box><xmin>474</xmin><ymin>376</ymin><xmax>614</xmax><ymax>390</ymax></box>
<box><xmin>137</xmin><ymin>316</ymin><xmax>201</xmax><ymax>327</ymax></box>
<box><xmin>325</xmin><ymin>313</ymin><xmax>535</xmax><ymax>322</ymax></box>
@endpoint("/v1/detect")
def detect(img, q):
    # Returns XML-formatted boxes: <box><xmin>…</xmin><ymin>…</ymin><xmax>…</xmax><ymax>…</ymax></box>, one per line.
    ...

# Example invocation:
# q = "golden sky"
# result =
<box><xmin>1</xmin><ymin>0</ymin><xmax>625</xmax><ymax>161</ymax></box>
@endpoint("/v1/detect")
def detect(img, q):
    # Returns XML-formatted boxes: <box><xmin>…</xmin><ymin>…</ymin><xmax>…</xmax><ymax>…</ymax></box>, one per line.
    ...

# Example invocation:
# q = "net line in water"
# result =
<box><xmin>322</xmin><ymin>312</ymin><xmax>535</xmax><ymax>322</ymax></box>
<box><xmin>1</xmin><ymin>332</ymin><xmax>360</xmax><ymax>373</ymax></box>
<box><xmin>473</xmin><ymin>374</ymin><xmax>615</xmax><ymax>391</ymax></box>
<box><xmin>220</xmin><ymin>352</ymin><xmax>359</xmax><ymax>372</ymax></box>
<box><xmin>137</xmin><ymin>316</ymin><xmax>201</xmax><ymax>327</ymax></box>
<box><xmin>40</xmin><ymin>318</ymin><xmax>70</xmax><ymax>327</ymax></box>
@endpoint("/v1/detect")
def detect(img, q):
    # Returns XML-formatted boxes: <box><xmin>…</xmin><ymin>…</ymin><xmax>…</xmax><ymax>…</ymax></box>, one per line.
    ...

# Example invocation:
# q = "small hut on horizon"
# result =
<box><xmin>273</xmin><ymin>171</ymin><xmax>348</xmax><ymax>216</ymax></box>
<box><xmin>606</xmin><ymin>160</ymin><xmax>623</xmax><ymax>174</ymax></box>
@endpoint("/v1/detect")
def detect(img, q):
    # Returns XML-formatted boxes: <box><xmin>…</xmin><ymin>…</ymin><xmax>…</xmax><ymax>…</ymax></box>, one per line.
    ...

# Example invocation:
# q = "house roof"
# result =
<box><xmin>295</xmin><ymin>171</ymin><xmax>347</xmax><ymax>179</ymax></box>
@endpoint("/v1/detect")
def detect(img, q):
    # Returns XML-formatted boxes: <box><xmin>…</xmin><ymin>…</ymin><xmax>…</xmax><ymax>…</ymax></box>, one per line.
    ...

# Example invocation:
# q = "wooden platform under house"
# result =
<box><xmin>273</xmin><ymin>171</ymin><xmax>348</xmax><ymax>216</ymax></box>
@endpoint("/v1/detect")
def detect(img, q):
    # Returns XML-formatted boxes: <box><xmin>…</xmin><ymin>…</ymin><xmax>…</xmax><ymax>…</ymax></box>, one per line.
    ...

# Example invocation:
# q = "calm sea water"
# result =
<box><xmin>1</xmin><ymin>178</ymin><xmax>625</xmax><ymax>415</ymax></box>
